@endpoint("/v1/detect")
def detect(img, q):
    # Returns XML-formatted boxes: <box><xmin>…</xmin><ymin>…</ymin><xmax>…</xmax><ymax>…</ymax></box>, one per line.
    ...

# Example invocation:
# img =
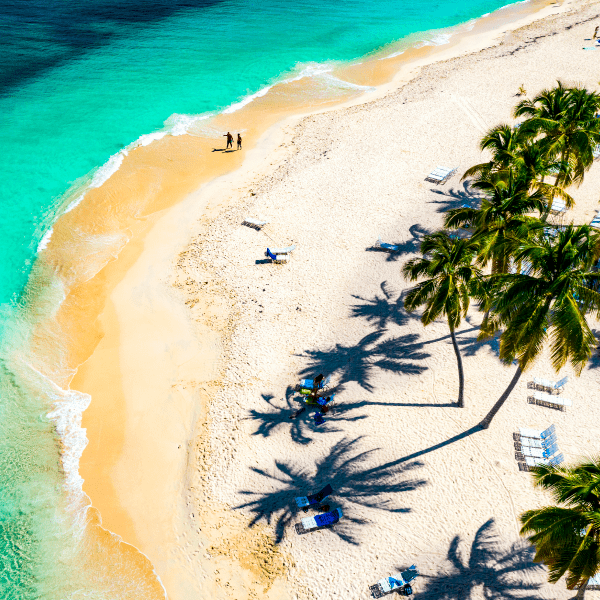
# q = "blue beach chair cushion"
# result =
<box><xmin>314</xmin><ymin>509</ymin><xmax>341</xmax><ymax>528</ymax></box>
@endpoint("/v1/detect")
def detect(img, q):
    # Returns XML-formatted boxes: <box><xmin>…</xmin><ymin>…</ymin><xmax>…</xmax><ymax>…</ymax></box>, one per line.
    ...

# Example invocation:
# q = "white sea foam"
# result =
<box><xmin>136</xmin><ymin>131</ymin><xmax>167</xmax><ymax>147</ymax></box>
<box><xmin>223</xmin><ymin>84</ymin><xmax>274</xmax><ymax>114</ymax></box>
<box><xmin>37</xmin><ymin>227</ymin><xmax>54</xmax><ymax>253</ymax></box>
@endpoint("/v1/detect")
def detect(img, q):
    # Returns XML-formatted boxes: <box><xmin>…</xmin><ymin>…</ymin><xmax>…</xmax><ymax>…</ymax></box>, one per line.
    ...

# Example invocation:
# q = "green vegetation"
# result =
<box><xmin>520</xmin><ymin>459</ymin><xmax>600</xmax><ymax>599</ymax></box>
<box><xmin>402</xmin><ymin>232</ymin><xmax>482</xmax><ymax>408</ymax></box>
<box><xmin>404</xmin><ymin>81</ymin><xmax>600</xmax><ymax>425</ymax></box>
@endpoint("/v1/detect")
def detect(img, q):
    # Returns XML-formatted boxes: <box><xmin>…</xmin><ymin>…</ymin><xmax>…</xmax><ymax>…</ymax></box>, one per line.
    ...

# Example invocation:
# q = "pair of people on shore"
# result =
<box><xmin>224</xmin><ymin>132</ymin><xmax>242</xmax><ymax>150</ymax></box>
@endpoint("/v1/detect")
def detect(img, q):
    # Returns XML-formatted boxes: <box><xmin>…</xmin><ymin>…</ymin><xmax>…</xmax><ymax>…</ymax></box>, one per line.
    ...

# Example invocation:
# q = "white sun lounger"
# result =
<box><xmin>530</xmin><ymin>391</ymin><xmax>573</xmax><ymax>410</ymax></box>
<box><xmin>268</xmin><ymin>244</ymin><xmax>296</xmax><ymax>254</ymax></box>
<box><xmin>266</xmin><ymin>248</ymin><xmax>290</xmax><ymax>263</ymax></box>
<box><xmin>525</xmin><ymin>453</ymin><xmax>563</xmax><ymax>468</ymax></box>
<box><xmin>425</xmin><ymin>166</ymin><xmax>457</xmax><ymax>185</ymax></box>
<box><xmin>591</xmin><ymin>214</ymin><xmax>600</xmax><ymax>229</ymax></box>
<box><xmin>549</xmin><ymin>198</ymin><xmax>567</xmax><ymax>214</ymax></box>
<box><xmin>533</xmin><ymin>375</ymin><xmax>568</xmax><ymax>391</ymax></box>
<box><xmin>519</xmin><ymin>424</ymin><xmax>555</xmax><ymax>440</ymax></box>
<box><xmin>374</xmin><ymin>236</ymin><xmax>399</xmax><ymax>252</ymax></box>
<box><xmin>243</xmin><ymin>217</ymin><xmax>268</xmax><ymax>228</ymax></box>
<box><xmin>593</xmin><ymin>145</ymin><xmax>600</xmax><ymax>160</ymax></box>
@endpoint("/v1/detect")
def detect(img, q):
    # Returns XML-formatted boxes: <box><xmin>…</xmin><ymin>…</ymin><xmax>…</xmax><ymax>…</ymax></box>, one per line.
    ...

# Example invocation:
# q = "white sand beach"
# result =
<box><xmin>68</xmin><ymin>0</ymin><xmax>600</xmax><ymax>598</ymax></box>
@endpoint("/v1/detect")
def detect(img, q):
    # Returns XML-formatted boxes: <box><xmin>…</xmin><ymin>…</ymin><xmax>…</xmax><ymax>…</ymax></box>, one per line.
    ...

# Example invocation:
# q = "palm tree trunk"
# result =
<box><xmin>480</xmin><ymin>366</ymin><xmax>522</xmax><ymax>429</ymax></box>
<box><xmin>450</xmin><ymin>328</ymin><xmax>465</xmax><ymax>408</ymax></box>
<box><xmin>574</xmin><ymin>578</ymin><xmax>589</xmax><ymax>600</ymax></box>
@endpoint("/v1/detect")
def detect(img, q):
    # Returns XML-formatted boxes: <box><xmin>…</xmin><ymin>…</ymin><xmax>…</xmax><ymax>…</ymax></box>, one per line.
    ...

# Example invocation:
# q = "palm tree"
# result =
<box><xmin>479</xmin><ymin>225</ymin><xmax>600</xmax><ymax>428</ymax></box>
<box><xmin>402</xmin><ymin>232</ymin><xmax>482</xmax><ymax>408</ymax></box>
<box><xmin>515</xmin><ymin>81</ymin><xmax>600</xmax><ymax>190</ymax></box>
<box><xmin>445</xmin><ymin>171</ymin><xmax>546</xmax><ymax>275</ymax></box>
<box><xmin>520</xmin><ymin>458</ymin><xmax>600</xmax><ymax>599</ymax></box>
<box><xmin>462</xmin><ymin>124</ymin><xmax>572</xmax><ymax>210</ymax></box>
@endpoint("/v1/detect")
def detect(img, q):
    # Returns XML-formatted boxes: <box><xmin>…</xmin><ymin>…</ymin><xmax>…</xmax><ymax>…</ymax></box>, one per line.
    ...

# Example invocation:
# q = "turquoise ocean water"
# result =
<box><xmin>0</xmin><ymin>0</ymin><xmax>526</xmax><ymax>597</ymax></box>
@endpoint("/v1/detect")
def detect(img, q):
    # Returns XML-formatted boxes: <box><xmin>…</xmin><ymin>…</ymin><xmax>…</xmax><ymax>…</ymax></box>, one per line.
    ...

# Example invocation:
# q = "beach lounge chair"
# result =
<box><xmin>519</xmin><ymin>424</ymin><xmax>555</xmax><ymax>440</ymax></box>
<box><xmin>266</xmin><ymin>248</ymin><xmax>290</xmax><ymax>264</ymax></box>
<box><xmin>299</xmin><ymin>374</ymin><xmax>331</xmax><ymax>390</ymax></box>
<box><xmin>266</xmin><ymin>244</ymin><xmax>296</xmax><ymax>255</ymax></box>
<box><xmin>243</xmin><ymin>217</ymin><xmax>268</xmax><ymax>229</ymax></box>
<box><xmin>591</xmin><ymin>213</ymin><xmax>600</xmax><ymax>229</ymax></box>
<box><xmin>519</xmin><ymin>433</ymin><xmax>557</xmax><ymax>450</ymax></box>
<box><xmin>585</xmin><ymin>573</ymin><xmax>600</xmax><ymax>590</ymax></box>
<box><xmin>295</xmin><ymin>507</ymin><xmax>343</xmax><ymax>534</ymax></box>
<box><xmin>374</xmin><ymin>236</ymin><xmax>400</xmax><ymax>252</ymax></box>
<box><xmin>529</xmin><ymin>390</ymin><xmax>572</xmax><ymax>410</ymax></box>
<box><xmin>594</xmin><ymin>145</ymin><xmax>600</xmax><ymax>160</ymax></box>
<box><xmin>425</xmin><ymin>166</ymin><xmax>457</xmax><ymax>185</ymax></box>
<box><xmin>549</xmin><ymin>198</ymin><xmax>567</xmax><ymax>214</ymax></box>
<box><xmin>370</xmin><ymin>566</ymin><xmax>419</xmax><ymax>598</ymax></box>
<box><xmin>524</xmin><ymin>454</ymin><xmax>564</xmax><ymax>467</ymax></box>
<box><xmin>295</xmin><ymin>484</ymin><xmax>333</xmax><ymax>509</ymax></box>
<box><xmin>533</xmin><ymin>375</ymin><xmax>568</xmax><ymax>392</ymax></box>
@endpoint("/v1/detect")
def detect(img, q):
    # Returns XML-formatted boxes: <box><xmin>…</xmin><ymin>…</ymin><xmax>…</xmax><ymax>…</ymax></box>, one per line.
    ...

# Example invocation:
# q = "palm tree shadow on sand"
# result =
<box><xmin>235</xmin><ymin>436</ymin><xmax>426</xmax><ymax>544</ymax></box>
<box><xmin>297</xmin><ymin>330</ymin><xmax>431</xmax><ymax>393</ymax></box>
<box><xmin>417</xmin><ymin>518</ymin><xmax>544</xmax><ymax>600</ymax></box>
<box><xmin>245</xmin><ymin>389</ymin><xmax>368</xmax><ymax>446</ymax></box>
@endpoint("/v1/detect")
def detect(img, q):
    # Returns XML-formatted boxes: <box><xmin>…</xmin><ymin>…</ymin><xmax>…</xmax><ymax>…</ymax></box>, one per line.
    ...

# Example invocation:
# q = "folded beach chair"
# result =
<box><xmin>266</xmin><ymin>248</ymin><xmax>290</xmax><ymax>264</ymax></box>
<box><xmin>374</xmin><ymin>236</ymin><xmax>399</xmax><ymax>252</ymax></box>
<box><xmin>591</xmin><ymin>213</ymin><xmax>600</xmax><ymax>229</ymax></box>
<box><xmin>530</xmin><ymin>390</ymin><xmax>572</xmax><ymax>410</ymax></box>
<box><xmin>370</xmin><ymin>566</ymin><xmax>419</xmax><ymax>598</ymax></box>
<box><xmin>295</xmin><ymin>484</ymin><xmax>333</xmax><ymax>509</ymax></box>
<box><xmin>267</xmin><ymin>244</ymin><xmax>296</xmax><ymax>255</ymax></box>
<box><xmin>519</xmin><ymin>424</ymin><xmax>555</xmax><ymax>440</ymax></box>
<box><xmin>549</xmin><ymin>198</ymin><xmax>567</xmax><ymax>214</ymax></box>
<box><xmin>295</xmin><ymin>507</ymin><xmax>343</xmax><ymax>534</ymax></box>
<box><xmin>425</xmin><ymin>166</ymin><xmax>457</xmax><ymax>185</ymax></box>
<box><xmin>243</xmin><ymin>217</ymin><xmax>268</xmax><ymax>229</ymax></box>
<box><xmin>533</xmin><ymin>375</ymin><xmax>568</xmax><ymax>391</ymax></box>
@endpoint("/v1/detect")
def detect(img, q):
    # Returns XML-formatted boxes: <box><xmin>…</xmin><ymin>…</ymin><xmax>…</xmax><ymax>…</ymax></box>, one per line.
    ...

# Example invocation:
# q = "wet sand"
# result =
<box><xmin>30</xmin><ymin>0</ymin><xmax>598</xmax><ymax>597</ymax></box>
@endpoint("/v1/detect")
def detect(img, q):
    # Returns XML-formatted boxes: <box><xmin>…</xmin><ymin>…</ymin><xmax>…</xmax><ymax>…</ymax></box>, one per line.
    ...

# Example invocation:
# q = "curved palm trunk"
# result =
<box><xmin>574</xmin><ymin>578</ymin><xmax>589</xmax><ymax>600</ymax></box>
<box><xmin>480</xmin><ymin>366</ymin><xmax>522</xmax><ymax>429</ymax></box>
<box><xmin>450</xmin><ymin>328</ymin><xmax>465</xmax><ymax>408</ymax></box>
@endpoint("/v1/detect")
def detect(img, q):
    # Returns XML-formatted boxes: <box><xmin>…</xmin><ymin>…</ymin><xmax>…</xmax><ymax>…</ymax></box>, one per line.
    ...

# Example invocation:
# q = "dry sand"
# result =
<box><xmin>68</xmin><ymin>0</ymin><xmax>600</xmax><ymax>598</ymax></box>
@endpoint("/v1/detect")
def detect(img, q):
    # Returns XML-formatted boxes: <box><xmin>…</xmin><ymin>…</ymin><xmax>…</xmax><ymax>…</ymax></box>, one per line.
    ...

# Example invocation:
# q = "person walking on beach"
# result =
<box><xmin>224</xmin><ymin>132</ymin><xmax>233</xmax><ymax>149</ymax></box>
<box><xmin>237</xmin><ymin>133</ymin><xmax>242</xmax><ymax>150</ymax></box>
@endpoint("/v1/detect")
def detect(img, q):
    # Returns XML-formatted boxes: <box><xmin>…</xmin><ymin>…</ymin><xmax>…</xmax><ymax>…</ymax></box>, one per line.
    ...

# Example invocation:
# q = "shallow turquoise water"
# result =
<box><xmin>0</xmin><ymin>0</ymin><xmax>524</xmax><ymax>597</ymax></box>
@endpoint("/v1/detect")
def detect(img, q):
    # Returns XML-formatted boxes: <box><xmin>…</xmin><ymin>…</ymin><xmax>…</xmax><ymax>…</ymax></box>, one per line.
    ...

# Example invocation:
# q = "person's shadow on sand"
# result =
<box><xmin>212</xmin><ymin>148</ymin><xmax>237</xmax><ymax>153</ymax></box>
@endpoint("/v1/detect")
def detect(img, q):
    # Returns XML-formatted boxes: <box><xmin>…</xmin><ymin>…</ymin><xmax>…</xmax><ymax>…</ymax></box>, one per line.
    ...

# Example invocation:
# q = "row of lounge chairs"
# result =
<box><xmin>515</xmin><ymin>425</ymin><xmax>564</xmax><ymax>471</ymax></box>
<box><xmin>527</xmin><ymin>375</ymin><xmax>571</xmax><ymax>411</ymax></box>
<box><xmin>295</xmin><ymin>485</ymin><xmax>419</xmax><ymax>596</ymax></box>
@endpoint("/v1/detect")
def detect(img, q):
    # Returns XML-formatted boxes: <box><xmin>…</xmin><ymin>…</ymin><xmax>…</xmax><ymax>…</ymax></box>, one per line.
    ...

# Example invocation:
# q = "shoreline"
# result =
<box><xmin>32</xmin><ymin>0</ymin><xmax>592</xmax><ymax>597</ymax></box>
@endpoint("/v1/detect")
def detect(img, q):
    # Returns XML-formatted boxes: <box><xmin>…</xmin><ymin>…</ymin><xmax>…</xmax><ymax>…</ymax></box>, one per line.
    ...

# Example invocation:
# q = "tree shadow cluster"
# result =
<box><xmin>429</xmin><ymin>180</ymin><xmax>484</xmax><ymax>214</ymax></box>
<box><xmin>417</xmin><ymin>519</ymin><xmax>544</xmax><ymax>600</ymax></box>
<box><xmin>366</xmin><ymin>224</ymin><xmax>434</xmax><ymax>260</ymax></box>
<box><xmin>235</xmin><ymin>436</ymin><xmax>426</xmax><ymax>544</ymax></box>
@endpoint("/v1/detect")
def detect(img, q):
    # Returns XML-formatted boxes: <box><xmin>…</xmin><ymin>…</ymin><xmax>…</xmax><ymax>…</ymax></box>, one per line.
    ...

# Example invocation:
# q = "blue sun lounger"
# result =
<box><xmin>591</xmin><ymin>214</ymin><xmax>600</xmax><ymax>229</ymax></box>
<box><xmin>549</xmin><ymin>198</ymin><xmax>567</xmax><ymax>214</ymax></box>
<box><xmin>519</xmin><ymin>424</ymin><xmax>555</xmax><ymax>440</ymax></box>
<box><xmin>295</xmin><ymin>484</ymin><xmax>333</xmax><ymax>509</ymax></box>
<box><xmin>374</xmin><ymin>236</ymin><xmax>399</xmax><ymax>252</ymax></box>
<box><xmin>299</xmin><ymin>374</ymin><xmax>331</xmax><ymax>390</ymax></box>
<box><xmin>370</xmin><ymin>565</ymin><xmax>419</xmax><ymax>598</ymax></box>
<box><xmin>266</xmin><ymin>248</ymin><xmax>290</xmax><ymax>263</ymax></box>
<box><xmin>295</xmin><ymin>507</ymin><xmax>343</xmax><ymax>534</ymax></box>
